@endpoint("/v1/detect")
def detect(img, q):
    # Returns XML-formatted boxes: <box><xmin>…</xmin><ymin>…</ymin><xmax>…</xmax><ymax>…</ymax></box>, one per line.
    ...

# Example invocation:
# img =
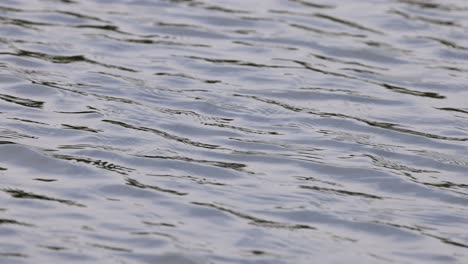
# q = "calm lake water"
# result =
<box><xmin>1</xmin><ymin>0</ymin><xmax>467</xmax><ymax>263</ymax></box>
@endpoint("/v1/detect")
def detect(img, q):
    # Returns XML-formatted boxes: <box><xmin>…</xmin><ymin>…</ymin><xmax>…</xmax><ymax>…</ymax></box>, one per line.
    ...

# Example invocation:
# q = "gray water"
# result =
<box><xmin>0</xmin><ymin>0</ymin><xmax>467</xmax><ymax>263</ymax></box>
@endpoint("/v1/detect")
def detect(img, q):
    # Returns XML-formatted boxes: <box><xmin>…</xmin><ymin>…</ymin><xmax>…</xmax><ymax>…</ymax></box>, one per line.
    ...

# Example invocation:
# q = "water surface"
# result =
<box><xmin>0</xmin><ymin>0</ymin><xmax>468</xmax><ymax>263</ymax></box>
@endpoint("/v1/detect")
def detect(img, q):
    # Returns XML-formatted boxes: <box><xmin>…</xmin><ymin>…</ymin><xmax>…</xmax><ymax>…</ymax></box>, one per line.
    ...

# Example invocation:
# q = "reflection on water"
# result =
<box><xmin>0</xmin><ymin>0</ymin><xmax>468</xmax><ymax>263</ymax></box>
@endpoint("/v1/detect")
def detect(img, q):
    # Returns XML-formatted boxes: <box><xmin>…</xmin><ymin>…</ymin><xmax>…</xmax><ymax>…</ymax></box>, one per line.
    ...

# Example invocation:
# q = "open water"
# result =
<box><xmin>0</xmin><ymin>0</ymin><xmax>468</xmax><ymax>263</ymax></box>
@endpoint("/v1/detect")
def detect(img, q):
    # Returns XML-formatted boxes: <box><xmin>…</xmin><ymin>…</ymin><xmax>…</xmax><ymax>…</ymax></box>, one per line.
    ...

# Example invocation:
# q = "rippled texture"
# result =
<box><xmin>1</xmin><ymin>0</ymin><xmax>468</xmax><ymax>263</ymax></box>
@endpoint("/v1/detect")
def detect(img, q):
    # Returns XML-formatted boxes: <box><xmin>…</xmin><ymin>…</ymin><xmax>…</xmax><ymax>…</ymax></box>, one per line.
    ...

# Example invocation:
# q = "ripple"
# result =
<box><xmin>1</xmin><ymin>0</ymin><xmax>467</xmax><ymax>263</ymax></box>
<box><xmin>3</xmin><ymin>189</ymin><xmax>85</xmax><ymax>207</ymax></box>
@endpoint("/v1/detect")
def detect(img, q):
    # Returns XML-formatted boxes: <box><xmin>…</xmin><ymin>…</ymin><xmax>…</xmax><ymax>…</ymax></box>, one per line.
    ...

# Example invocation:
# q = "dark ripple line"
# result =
<box><xmin>289</xmin><ymin>60</ymin><xmax>446</xmax><ymax>99</ymax></box>
<box><xmin>55</xmin><ymin>110</ymin><xmax>102</xmax><ymax>115</ymax></box>
<box><xmin>34</xmin><ymin>80</ymin><xmax>226</xmax><ymax>125</ymax></box>
<box><xmin>96</xmin><ymin>34</ymin><xmax>211</xmax><ymax>47</ymax></box>
<box><xmin>155</xmin><ymin>72</ymin><xmax>221</xmax><ymax>84</ymax></box>
<box><xmin>125</xmin><ymin>178</ymin><xmax>188</xmax><ymax>196</ymax></box>
<box><xmin>390</xmin><ymin>9</ymin><xmax>461</xmax><ymax>27</ymax></box>
<box><xmin>363</xmin><ymin>154</ymin><xmax>439</xmax><ymax>174</ymax></box>
<box><xmin>8</xmin><ymin>118</ymin><xmax>49</xmax><ymax>126</ymax></box>
<box><xmin>0</xmin><ymin>141</ymin><xmax>16</xmax><ymax>145</ymax></box>
<box><xmin>436</xmin><ymin>108</ymin><xmax>468</xmax><ymax>115</ymax></box>
<box><xmin>0</xmin><ymin>5</ymin><xmax>22</xmax><ymax>12</ymax></box>
<box><xmin>34</xmin><ymin>178</ymin><xmax>58</xmax><ymax>183</ymax></box>
<box><xmin>314</xmin><ymin>13</ymin><xmax>383</xmax><ymax>34</ymax></box>
<box><xmin>37</xmin><ymin>245</ymin><xmax>67</xmax><ymax>251</ymax></box>
<box><xmin>61</xmin><ymin>124</ymin><xmax>102</xmax><ymax>133</ymax></box>
<box><xmin>54</xmin><ymin>10</ymin><xmax>109</xmax><ymax>23</ymax></box>
<box><xmin>0</xmin><ymin>14</ymin><xmax>139</xmax><ymax>38</ymax></box>
<box><xmin>303</xmin><ymin>54</ymin><xmax>389</xmax><ymax>70</ymax></box>
<box><xmin>32</xmin><ymin>80</ymin><xmax>137</xmax><ymax>104</ymax></box>
<box><xmin>147</xmin><ymin>174</ymin><xmax>227</xmax><ymax>186</ymax></box>
<box><xmin>235</xmin><ymin>94</ymin><xmax>468</xmax><ymax>142</ymax></box>
<box><xmin>87</xmin><ymin>243</ymin><xmax>132</xmax><ymax>253</ymax></box>
<box><xmin>167</xmin><ymin>0</ymin><xmax>250</xmax><ymax>14</ymax></box>
<box><xmin>137</xmin><ymin>154</ymin><xmax>248</xmax><ymax>173</ymax></box>
<box><xmin>422</xmin><ymin>181</ymin><xmax>468</xmax><ymax>195</ymax></box>
<box><xmin>351</xmin><ymin>117</ymin><xmax>468</xmax><ymax>142</ymax></box>
<box><xmin>53</xmin><ymin>154</ymin><xmax>134</xmax><ymax>175</ymax></box>
<box><xmin>288</xmin><ymin>23</ymin><xmax>367</xmax><ymax>38</ymax></box>
<box><xmin>342</xmin><ymin>67</ymin><xmax>379</xmax><ymax>75</ymax></box>
<box><xmin>396</xmin><ymin>0</ymin><xmax>462</xmax><ymax>11</ymax></box>
<box><xmin>422</xmin><ymin>36</ymin><xmax>468</xmax><ymax>51</ymax></box>
<box><xmin>288</xmin><ymin>0</ymin><xmax>334</xmax><ymax>9</ymax></box>
<box><xmin>202</xmin><ymin>122</ymin><xmax>280</xmax><ymax>135</ymax></box>
<box><xmin>0</xmin><ymin>218</ymin><xmax>34</xmax><ymax>227</ymax></box>
<box><xmin>300</xmin><ymin>185</ymin><xmax>384</xmax><ymax>199</ymax></box>
<box><xmin>103</xmin><ymin>119</ymin><xmax>219</xmax><ymax>150</ymax></box>
<box><xmin>0</xmin><ymin>94</ymin><xmax>44</xmax><ymax>108</ymax></box>
<box><xmin>0</xmin><ymin>5</ymin><xmax>109</xmax><ymax>23</ymax></box>
<box><xmin>374</xmin><ymin>221</ymin><xmax>468</xmax><ymax>249</ymax></box>
<box><xmin>201</xmin><ymin>4</ymin><xmax>250</xmax><ymax>14</ymax></box>
<box><xmin>427</xmin><ymin>235</ymin><xmax>468</xmax><ymax>249</ymax></box>
<box><xmin>0</xmin><ymin>253</ymin><xmax>28</xmax><ymax>258</ymax></box>
<box><xmin>3</xmin><ymin>188</ymin><xmax>85</xmax><ymax>207</ymax></box>
<box><xmin>57</xmin><ymin>144</ymin><xmax>126</xmax><ymax>151</ymax></box>
<box><xmin>74</xmin><ymin>24</ymin><xmax>122</xmax><ymax>32</ymax></box>
<box><xmin>0</xmin><ymin>16</ymin><xmax>53</xmax><ymax>28</ymax></box>
<box><xmin>430</xmin><ymin>65</ymin><xmax>468</xmax><ymax>73</ymax></box>
<box><xmin>184</xmin><ymin>56</ymin><xmax>301</xmax><ymax>69</ymax></box>
<box><xmin>0</xmin><ymin>129</ymin><xmax>36</xmax><ymax>140</ymax></box>
<box><xmin>380</xmin><ymin>83</ymin><xmax>445</xmax><ymax>99</ymax></box>
<box><xmin>192</xmin><ymin>202</ymin><xmax>316</xmax><ymax>230</ymax></box>
<box><xmin>1</xmin><ymin>50</ymin><xmax>137</xmax><ymax>72</ymax></box>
